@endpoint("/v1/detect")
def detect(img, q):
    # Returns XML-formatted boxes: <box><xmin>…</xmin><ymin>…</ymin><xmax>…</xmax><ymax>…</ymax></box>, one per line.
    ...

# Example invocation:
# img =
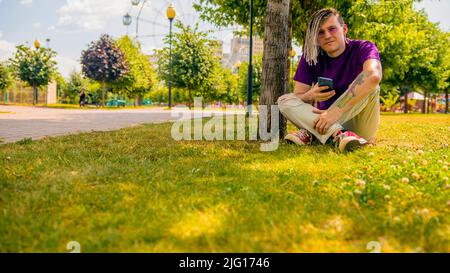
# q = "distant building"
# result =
<box><xmin>223</xmin><ymin>35</ymin><xmax>264</xmax><ymax>70</ymax></box>
<box><xmin>211</xmin><ymin>40</ymin><xmax>223</xmax><ymax>61</ymax></box>
<box><xmin>147</xmin><ymin>54</ymin><xmax>159</xmax><ymax>69</ymax></box>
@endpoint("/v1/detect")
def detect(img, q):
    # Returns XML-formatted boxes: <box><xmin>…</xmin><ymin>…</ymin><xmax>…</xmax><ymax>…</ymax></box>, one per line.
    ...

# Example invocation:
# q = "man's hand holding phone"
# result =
<box><xmin>305</xmin><ymin>82</ymin><xmax>335</xmax><ymax>102</ymax></box>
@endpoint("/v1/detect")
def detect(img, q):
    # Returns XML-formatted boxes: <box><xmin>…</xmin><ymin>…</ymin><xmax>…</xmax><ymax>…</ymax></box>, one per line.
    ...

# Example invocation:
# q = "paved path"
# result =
<box><xmin>0</xmin><ymin>105</ymin><xmax>241</xmax><ymax>144</ymax></box>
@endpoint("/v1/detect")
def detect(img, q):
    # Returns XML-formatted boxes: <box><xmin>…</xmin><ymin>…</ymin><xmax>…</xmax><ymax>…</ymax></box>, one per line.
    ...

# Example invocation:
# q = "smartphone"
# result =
<box><xmin>317</xmin><ymin>77</ymin><xmax>334</xmax><ymax>92</ymax></box>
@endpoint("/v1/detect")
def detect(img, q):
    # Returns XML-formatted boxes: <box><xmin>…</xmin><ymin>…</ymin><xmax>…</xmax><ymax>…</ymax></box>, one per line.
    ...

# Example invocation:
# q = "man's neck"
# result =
<box><xmin>326</xmin><ymin>43</ymin><xmax>346</xmax><ymax>58</ymax></box>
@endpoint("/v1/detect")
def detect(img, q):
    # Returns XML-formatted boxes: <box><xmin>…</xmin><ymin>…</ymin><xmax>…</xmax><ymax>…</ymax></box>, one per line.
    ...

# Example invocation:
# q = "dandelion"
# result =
<box><xmin>401</xmin><ymin>177</ymin><xmax>410</xmax><ymax>184</ymax></box>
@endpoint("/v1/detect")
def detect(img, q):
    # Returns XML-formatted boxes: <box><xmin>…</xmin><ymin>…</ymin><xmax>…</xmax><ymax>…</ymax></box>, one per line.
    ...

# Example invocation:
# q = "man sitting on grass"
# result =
<box><xmin>277</xmin><ymin>8</ymin><xmax>383</xmax><ymax>152</ymax></box>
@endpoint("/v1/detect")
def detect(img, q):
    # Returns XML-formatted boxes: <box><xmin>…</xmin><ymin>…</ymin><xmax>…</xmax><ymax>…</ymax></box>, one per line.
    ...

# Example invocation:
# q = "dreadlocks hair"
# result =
<box><xmin>304</xmin><ymin>8</ymin><xmax>345</xmax><ymax>66</ymax></box>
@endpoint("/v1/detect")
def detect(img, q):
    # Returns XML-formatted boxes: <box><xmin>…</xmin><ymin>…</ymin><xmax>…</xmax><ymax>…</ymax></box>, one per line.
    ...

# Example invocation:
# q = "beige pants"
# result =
<box><xmin>277</xmin><ymin>86</ymin><xmax>380</xmax><ymax>144</ymax></box>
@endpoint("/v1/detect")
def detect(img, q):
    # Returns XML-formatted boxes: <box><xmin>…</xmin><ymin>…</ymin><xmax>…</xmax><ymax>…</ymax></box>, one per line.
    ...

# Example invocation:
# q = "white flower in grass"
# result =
<box><xmin>417</xmin><ymin>150</ymin><xmax>424</xmax><ymax>155</ymax></box>
<box><xmin>384</xmin><ymin>195</ymin><xmax>391</xmax><ymax>200</ymax></box>
<box><xmin>443</xmin><ymin>177</ymin><xmax>449</xmax><ymax>182</ymax></box>
<box><xmin>419</xmin><ymin>208</ymin><xmax>430</xmax><ymax>215</ymax></box>
<box><xmin>383</xmin><ymin>184</ymin><xmax>391</xmax><ymax>190</ymax></box>
<box><xmin>411</xmin><ymin>173</ymin><xmax>420</xmax><ymax>180</ymax></box>
<box><xmin>368</xmin><ymin>152</ymin><xmax>375</xmax><ymax>157</ymax></box>
<box><xmin>407</xmin><ymin>156</ymin><xmax>413</xmax><ymax>160</ymax></box>
<box><xmin>438</xmin><ymin>160</ymin><xmax>443</xmax><ymax>164</ymax></box>
<box><xmin>354</xmin><ymin>189</ymin><xmax>363</xmax><ymax>195</ymax></box>
<box><xmin>421</xmin><ymin>160</ymin><xmax>428</xmax><ymax>166</ymax></box>
<box><xmin>355</xmin><ymin>179</ymin><xmax>366</xmax><ymax>188</ymax></box>
<box><xmin>401</xmin><ymin>177</ymin><xmax>410</xmax><ymax>184</ymax></box>
<box><xmin>443</xmin><ymin>165</ymin><xmax>448</xmax><ymax>171</ymax></box>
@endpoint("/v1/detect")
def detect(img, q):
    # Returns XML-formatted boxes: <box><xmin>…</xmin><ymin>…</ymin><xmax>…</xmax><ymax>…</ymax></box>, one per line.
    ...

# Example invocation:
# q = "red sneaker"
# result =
<box><xmin>284</xmin><ymin>129</ymin><xmax>313</xmax><ymax>145</ymax></box>
<box><xmin>333</xmin><ymin>130</ymin><xmax>368</xmax><ymax>152</ymax></box>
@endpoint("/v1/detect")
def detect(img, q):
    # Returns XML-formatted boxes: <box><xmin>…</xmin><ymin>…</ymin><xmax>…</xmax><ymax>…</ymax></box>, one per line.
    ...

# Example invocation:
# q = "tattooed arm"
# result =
<box><xmin>333</xmin><ymin>59</ymin><xmax>382</xmax><ymax>114</ymax></box>
<box><xmin>313</xmin><ymin>59</ymin><xmax>382</xmax><ymax>134</ymax></box>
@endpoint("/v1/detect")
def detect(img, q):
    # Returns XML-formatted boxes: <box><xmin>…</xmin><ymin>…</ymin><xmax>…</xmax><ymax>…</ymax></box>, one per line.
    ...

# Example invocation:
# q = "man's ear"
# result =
<box><xmin>343</xmin><ymin>23</ymin><xmax>348</xmax><ymax>35</ymax></box>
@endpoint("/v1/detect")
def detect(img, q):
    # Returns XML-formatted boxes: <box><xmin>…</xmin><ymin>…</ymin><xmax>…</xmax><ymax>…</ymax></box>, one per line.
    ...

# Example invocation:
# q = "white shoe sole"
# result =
<box><xmin>284</xmin><ymin>134</ymin><xmax>308</xmax><ymax>145</ymax></box>
<box><xmin>338</xmin><ymin>136</ymin><xmax>367</xmax><ymax>152</ymax></box>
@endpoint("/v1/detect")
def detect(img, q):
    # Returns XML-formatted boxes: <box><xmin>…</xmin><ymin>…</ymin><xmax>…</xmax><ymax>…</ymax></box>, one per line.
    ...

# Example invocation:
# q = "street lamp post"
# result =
<box><xmin>167</xmin><ymin>3</ymin><xmax>176</xmax><ymax>109</ymax></box>
<box><xmin>246</xmin><ymin>0</ymin><xmax>254</xmax><ymax>117</ymax></box>
<box><xmin>235</xmin><ymin>61</ymin><xmax>241</xmax><ymax>106</ymax></box>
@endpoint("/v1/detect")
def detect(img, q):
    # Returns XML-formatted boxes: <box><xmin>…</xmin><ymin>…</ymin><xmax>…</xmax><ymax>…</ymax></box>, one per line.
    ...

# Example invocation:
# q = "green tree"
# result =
<box><xmin>348</xmin><ymin>0</ymin><xmax>449</xmax><ymax>113</ymax></box>
<box><xmin>237</xmin><ymin>54</ymin><xmax>263</xmax><ymax>104</ymax></box>
<box><xmin>155</xmin><ymin>21</ymin><xmax>220</xmax><ymax>108</ymax></box>
<box><xmin>10</xmin><ymin>45</ymin><xmax>57</xmax><ymax>104</ymax></box>
<box><xmin>0</xmin><ymin>62</ymin><xmax>13</xmax><ymax>102</ymax></box>
<box><xmin>63</xmin><ymin>71</ymin><xmax>87</xmax><ymax>103</ymax></box>
<box><xmin>205</xmin><ymin>65</ymin><xmax>238</xmax><ymax>106</ymax></box>
<box><xmin>114</xmin><ymin>35</ymin><xmax>155</xmax><ymax>106</ymax></box>
<box><xmin>81</xmin><ymin>34</ymin><xmax>128</xmax><ymax>106</ymax></box>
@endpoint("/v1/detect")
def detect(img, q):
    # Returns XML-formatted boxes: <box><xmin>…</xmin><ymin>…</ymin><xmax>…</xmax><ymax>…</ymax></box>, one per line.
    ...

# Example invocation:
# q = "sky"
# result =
<box><xmin>0</xmin><ymin>0</ymin><xmax>449</xmax><ymax>78</ymax></box>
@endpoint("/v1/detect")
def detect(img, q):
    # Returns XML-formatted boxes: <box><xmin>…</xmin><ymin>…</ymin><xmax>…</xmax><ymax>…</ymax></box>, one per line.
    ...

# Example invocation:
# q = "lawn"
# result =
<box><xmin>0</xmin><ymin>114</ymin><xmax>449</xmax><ymax>252</ymax></box>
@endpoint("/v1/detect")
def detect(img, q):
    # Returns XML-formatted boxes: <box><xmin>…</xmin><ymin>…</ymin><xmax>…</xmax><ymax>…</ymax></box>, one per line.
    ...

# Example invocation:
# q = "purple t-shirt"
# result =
<box><xmin>294</xmin><ymin>39</ymin><xmax>381</xmax><ymax>110</ymax></box>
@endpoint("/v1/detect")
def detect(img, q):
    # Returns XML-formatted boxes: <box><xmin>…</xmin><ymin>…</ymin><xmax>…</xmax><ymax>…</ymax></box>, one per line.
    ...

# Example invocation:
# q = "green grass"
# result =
<box><xmin>0</xmin><ymin>114</ymin><xmax>449</xmax><ymax>252</ymax></box>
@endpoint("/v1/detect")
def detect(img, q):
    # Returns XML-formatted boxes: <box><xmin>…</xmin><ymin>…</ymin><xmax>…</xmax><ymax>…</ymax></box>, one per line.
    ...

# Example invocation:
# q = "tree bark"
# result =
<box><xmin>403</xmin><ymin>85</ymin><xmax>408</xmax><ymax>114</ymax></box>
<box><xmin>101</xmin><ymin>82</ymin><xmax>106</xmax><ymax>107</ymax></box>
<box><xmin>33</xmin><ymin>82</ymin><xmax>37</xmax><ymax>105</ymax></box>
<box><xmin>446</xmin><ymin>89</ymin><xmax>448</xmax><ymax>114</ymax></box>
<box><xmin>422</xmin><ymin>91</ymin><xmax>427</xmax><ymax>114</ymax></box>
<box><xmin>260</xmin><ymin>0</ymin><xmax>290</xmax><ymax>139</ymax></box>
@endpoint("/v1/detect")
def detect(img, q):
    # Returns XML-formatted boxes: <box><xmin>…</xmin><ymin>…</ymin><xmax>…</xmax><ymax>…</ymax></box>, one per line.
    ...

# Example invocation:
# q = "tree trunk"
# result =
<box><xmin>188</xmin><ymin>89</ymin><xmax>192</xmax><ymax>109</ymax></box>
<box><xmin>260</xmin><ymin>0</ymin><xmax>290</xmax><ymax>139</ymax></box>
<box><xmin>422</xmin><ymin>91</ymin><xmax>426</xmax><ymax>114</ymax></box>
<box><xmin>446</xmin><ymin>89</ymin><xmax>448</xmax><ymax>114</ymax></box>
<box><xmin>101</xmin><ymin>82</ymin><xmax>106</xmax><ymax>107</ymax></box>
<box><xmin>33</xmin><ymin>82</ymin><xmax>37</xmax><ymax>105</ymax></box>
<box><xmin>136</xmin><ymin>95</ymin><xmax>143</xmax><ymax>107</ymax></box>
<box><xmin>403</xmin><ymin>86</ymin><xmax>408</xmax><ymax>114</ymax></box>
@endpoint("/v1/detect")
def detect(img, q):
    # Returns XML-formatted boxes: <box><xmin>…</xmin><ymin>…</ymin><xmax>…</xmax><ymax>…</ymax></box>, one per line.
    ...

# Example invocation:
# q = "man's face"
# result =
<box><xmin>317</xmin><ymin>15</ymin><xmax>348</xmax><ymax>56</ymax></box>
